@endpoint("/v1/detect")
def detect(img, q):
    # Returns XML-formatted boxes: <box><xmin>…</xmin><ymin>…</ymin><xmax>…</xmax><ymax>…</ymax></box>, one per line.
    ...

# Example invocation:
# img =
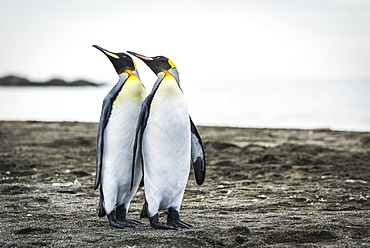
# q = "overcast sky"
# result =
<box><xmin>1</xmin><ymin>0</ymin><xmax>370</xmax><ymax>85</ymax></box>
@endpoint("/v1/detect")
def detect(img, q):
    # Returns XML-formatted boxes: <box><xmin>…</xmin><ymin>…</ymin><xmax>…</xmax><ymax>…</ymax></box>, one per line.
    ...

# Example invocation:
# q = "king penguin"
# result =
<box><xmin>93</xmin><ymin>45</ymin><xmax>146</xmax><ymax>228</ymax></box>
<box><xmin>128</xmin><ymin>51</ymin><xmax>206</xmax><ymax>230</ymax></box>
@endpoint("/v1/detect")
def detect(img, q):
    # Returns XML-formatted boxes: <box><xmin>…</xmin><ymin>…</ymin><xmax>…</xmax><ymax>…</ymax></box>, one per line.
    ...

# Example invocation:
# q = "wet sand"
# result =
<box><xmin>0</xmin><ymin>121</ymin><xmax>369</xmax><ymax>247</ymax></box>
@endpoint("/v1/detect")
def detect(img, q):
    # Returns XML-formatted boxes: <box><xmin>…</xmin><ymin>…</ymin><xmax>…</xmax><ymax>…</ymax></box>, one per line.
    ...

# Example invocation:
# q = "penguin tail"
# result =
<box><xmin>139</xmin><ymin>176</ymin><xmax>144</xmax><ymax>187</ymax></box>
<box><xmin>140</xmin><ymin>201</ymin><xmax>149</xmax><ymax>218</ymax></box>
<box><xmin>98</xmin><ymin>208</ymin><xmax>106</xmax><ymax>217</ymax></box>
<box><xmin>98</xmin><ymin>187</ymin><xmax>106</xmax><ymax>217</ymax></box>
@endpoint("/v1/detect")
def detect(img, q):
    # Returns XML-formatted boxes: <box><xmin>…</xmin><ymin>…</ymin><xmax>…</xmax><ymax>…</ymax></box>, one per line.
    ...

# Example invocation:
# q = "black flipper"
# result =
<box><xmin>94</xmin><ymin>74</ymin><xmax>129</xmax><ymax>190</ymax></box>
<box><xmin>131</xmin><ymin>99</ymin><xmax>150</xmax><ymax>190</ymax></box>
<box><xmin>189</xmin><ymin>117</ymin><xmax>206</xmax><ymax>185</ymax></box>
<box><xmin>94</xmin><ymin>96</ymin><xmax>112</xmax><ymax>190</ymax></box>
<box><xmin>131</xmin><ymin>73</ymin><xmax>166</xmax><ymax>190</ymax></box>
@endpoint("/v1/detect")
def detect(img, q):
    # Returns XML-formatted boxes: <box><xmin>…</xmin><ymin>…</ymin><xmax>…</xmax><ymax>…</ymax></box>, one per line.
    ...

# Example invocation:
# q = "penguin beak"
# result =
<box><xmin>127</xmin><ymin>51</ymin><xmax>153</xmax><ymax>61</ymax></box>
<box><xmin>92</xmin><ymin>45</ymin><xmax>119</xmax><ymax>59</ymax></box>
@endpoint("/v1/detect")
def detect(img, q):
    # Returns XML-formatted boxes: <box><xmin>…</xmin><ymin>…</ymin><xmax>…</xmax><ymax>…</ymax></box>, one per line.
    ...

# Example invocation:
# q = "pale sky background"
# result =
<box><xmin>1</xmin><ymin>0</ymin><xmax>370</xmax><ymax>85</ymax></box>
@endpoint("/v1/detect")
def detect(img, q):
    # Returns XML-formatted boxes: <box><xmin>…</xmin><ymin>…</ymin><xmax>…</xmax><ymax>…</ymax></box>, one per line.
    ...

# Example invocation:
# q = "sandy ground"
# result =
<box><xmin>0</xmin><ymin>121</ymin><xmax>369</xmax><ymax>247</ymax></box>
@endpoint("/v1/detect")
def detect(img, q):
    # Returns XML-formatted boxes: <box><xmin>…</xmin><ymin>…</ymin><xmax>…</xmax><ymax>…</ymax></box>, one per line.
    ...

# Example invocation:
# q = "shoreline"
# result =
<box><xmin>1</xmin><ymin>119</ymin><xmax>369</xmax><ymax>133</ymax></box>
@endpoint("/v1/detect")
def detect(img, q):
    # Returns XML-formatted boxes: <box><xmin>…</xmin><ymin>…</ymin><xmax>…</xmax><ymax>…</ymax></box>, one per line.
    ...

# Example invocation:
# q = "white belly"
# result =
<box><xmin>101</xmin><ymin>76</ymin><xmax>145</xmax><ymax>213</ymax></box>
<box><xmin>102</xmin><ymin>100</ymin><xmax>142</xmax><ymax>195</ymax></box>
<box><xmin>143</xmin><ymin>94</ymin><xmax>191</xmax><ymax>215</ymax></box>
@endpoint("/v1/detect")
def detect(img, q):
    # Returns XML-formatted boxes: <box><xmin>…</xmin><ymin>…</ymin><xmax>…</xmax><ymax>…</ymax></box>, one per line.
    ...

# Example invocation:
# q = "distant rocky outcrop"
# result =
<box><xmin>0</xmin><ymin>75</ymin><xmax>103</xmax><ymax>87</ymax></box>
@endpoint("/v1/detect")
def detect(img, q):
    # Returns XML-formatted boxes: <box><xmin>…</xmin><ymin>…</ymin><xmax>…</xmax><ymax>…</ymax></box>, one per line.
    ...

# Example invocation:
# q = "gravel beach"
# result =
<box><xmin>1</xmin><ymin>121</ymin><xmax>369</xmax><ymax>247</ymax></box>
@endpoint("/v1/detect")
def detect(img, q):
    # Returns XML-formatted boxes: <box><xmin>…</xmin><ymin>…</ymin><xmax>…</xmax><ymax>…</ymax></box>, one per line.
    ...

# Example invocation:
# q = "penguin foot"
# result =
<box><xmin>107</xmin><ymin>210</ymin><xmax>135</xmax><ymax>229</ymax></box>
<box><xmin>109</xmin><ymin>219</ymin><xmax>135</xmax><ymax>229</ymax></box>
<box><xmin>149</xmin><ymin>214</ymin><xmax>178</xmax><ymax>230</ymax></box>
<box><xmin>168</xmin><ymin>219</ymin><xmax>193</xmax><ymax>229</ymax></box>
<box><xmin>167</xmin><ymin>207</ymin><xmax>193</xmax><ymax>229</ymax></box>
<box><xmin>126</xmin><ymin>218</ymin><xmax>142</xmax><ymax>225</ymax></box>
<box><xmin>116</xmin><ymin>204</ymin><xmax>142</xmax><ymax>225</ymax></box>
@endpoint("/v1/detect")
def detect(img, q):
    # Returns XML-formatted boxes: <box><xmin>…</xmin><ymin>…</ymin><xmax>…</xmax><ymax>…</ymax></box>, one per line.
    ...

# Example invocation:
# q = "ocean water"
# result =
<box><xmin>0</xmin><ymin>80</ymin><xmax>369</xmax><ymax>131</ymax></box>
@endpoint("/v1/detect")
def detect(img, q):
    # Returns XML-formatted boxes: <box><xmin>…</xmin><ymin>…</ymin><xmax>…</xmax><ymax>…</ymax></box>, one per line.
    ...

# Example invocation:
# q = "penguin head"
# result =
<box><xmin>93</xmin><ymin>45</ymin><xmax>136</xmax><ymax>75</ymax></box>
<box><xmin>126</xmin><ymin>51</ymin><xmax>177</xmax><ymax>76</ymax></box>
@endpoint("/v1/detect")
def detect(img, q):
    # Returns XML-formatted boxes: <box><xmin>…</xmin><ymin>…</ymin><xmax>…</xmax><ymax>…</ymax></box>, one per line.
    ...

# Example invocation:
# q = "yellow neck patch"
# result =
<box><xmin>158</xmin><ymin>73</ymin><xmax>182</xmax><ymax>97</ymax></box>
<box><xmin>115</xmin><ymin>71</ymin><xmax>145</xmax><ymax>103</ymax></box>
<box><xmin>163</xmin><ymin>70</ymin><xmax>177</xmax><ymax>83</ymax></box>
<box><xmin>150</xmin><ymin>71</ymin><xmax>183</xmax><ymax>110</ymax></box>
